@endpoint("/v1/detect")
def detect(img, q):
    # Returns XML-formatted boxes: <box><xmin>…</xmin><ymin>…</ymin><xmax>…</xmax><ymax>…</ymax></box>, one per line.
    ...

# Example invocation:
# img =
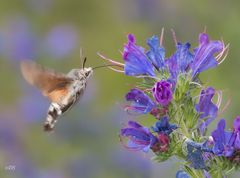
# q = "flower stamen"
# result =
<box><xmin>216</xmin><ymin>43</ymin><xmax>230</xmax><ymax>65</ymax></box>
<box><xmin>171</xmin><ymin>28</ymin><xmax>178</xmax><ymax>46</ymax></box>
<box><xmin>97</xmin><ymin>52</ymin><xmax>125</xmax><ymax>67</ymax></box>
<box><xmin>160</xmin><ymin>28</ymin><xmax>164</xmax><ymax>46</ymax></box>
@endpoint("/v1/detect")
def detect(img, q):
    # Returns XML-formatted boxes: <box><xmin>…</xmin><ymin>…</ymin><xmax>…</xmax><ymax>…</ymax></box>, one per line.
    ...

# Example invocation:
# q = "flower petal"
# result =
<box><xmin>191</xmin><ymin>33</ymin><xmax>223</xmax><ymax>77</ymax></box>
<box><xmin>125</xmin><ymin>88</ymin><xmax>155</xmax><ymax>114</ymax></box>
<box><xmin>234</xmin><ymin>133</ymin><xmax>240</xmax><ymax>149</ymax></box>
<box><xmin>120</xmin><ymin>121</ymin><xmax>158</xmax><ymax>152</ymax></box>
<box><xmin>123</xmin><ymin>34</ymin><xmax>155</xmax><ymax>76</ymax></box>
<box><xmin>152</xmin><ymin>80</ymin><xmax>172</xmax><ymax>106</ymax></box>
<box><xmin>146</xmin><ymin>35</ymin><xmax>165</xmax><ymax>70</ymax></box>
<box><xmin>128</xmin><ymin>120</ymin><xmax>143</xmax><ymax>129</ymax></box>
<box><xmin>166</xmin><ymin>42</ymin><xmax>193</xmax><ymax>79</ymax></box>
<box><xmin>151</xmin><ymin>116</ymin><xmax>177</xmax><ymax>135</ymax></box>
<box><xmin>211</xmin><ymin>119</ymin><xmax>235</xmax><ymax>157</ymax></box>
<box><xmin>212</xmin><ymin>119</ymin><xmax>226</xmax><ymax>155</ymax></box>
<box><xmin>234</xmin><ymin>116</ymin><xmax>240</xmax><ymax>132</ymax></box>
<box><xmin>187</xmin><ymin>144</ymin><xmax>206</xmax><ymax>169</ymax></box>
<box><xmin>196</xmin><ymin>87</ymin><xmax>218</xmax><ymax>134</ymax></box>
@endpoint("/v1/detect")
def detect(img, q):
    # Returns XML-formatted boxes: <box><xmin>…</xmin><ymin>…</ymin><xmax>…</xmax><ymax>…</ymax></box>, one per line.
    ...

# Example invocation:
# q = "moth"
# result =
<box><xmin>21</xmin><ymin>55</ymin><xmax>110</xmax><ymax>132</ymax></box>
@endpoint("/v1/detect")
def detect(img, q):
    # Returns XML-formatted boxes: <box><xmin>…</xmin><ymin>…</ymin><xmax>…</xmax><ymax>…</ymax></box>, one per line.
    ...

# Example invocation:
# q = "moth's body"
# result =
<box><xmin>20</xmin><ymin>60</ymin><xmax>93</xmax><ymax>131</ymax></box>
<box><xmin>45</xmin><ymin>68</ymin><xmax>92</xmax><ymax>131</ymax></box>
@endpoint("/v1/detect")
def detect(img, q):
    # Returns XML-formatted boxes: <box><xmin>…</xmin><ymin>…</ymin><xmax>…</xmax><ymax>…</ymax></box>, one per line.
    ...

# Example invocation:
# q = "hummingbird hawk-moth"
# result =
<box><xmin>21</xmin><ymin>56</ymin><xmax>94</xmax><ymax>131</ymax></box>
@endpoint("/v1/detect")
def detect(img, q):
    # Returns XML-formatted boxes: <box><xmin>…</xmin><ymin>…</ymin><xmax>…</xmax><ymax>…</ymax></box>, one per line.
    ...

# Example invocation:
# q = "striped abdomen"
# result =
<box><xmin>44</xmin><ymin>80</ymin><xmax>86</xmax><ymax>131</ymax></box>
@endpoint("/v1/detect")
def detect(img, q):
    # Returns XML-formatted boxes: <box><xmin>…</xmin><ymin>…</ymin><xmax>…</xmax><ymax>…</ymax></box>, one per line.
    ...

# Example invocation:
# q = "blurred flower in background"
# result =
<box><xmin>0</xmin><ymin>114</ymin><xmax>40</xmax><ymax>178</ymax></box>
<box><xmin>44</xmin><ymin>25</ymin><xmax>79</xmax><ymax>59</ymax></box>
<box><xmin>0</xmin><ymin>16</ymin><xmax>37</xmax><ymax>61</ymax></box>
<box><xmin>0</xmin><ymin>17</ymin><xmax>78</xmax><ymax>62</ymax></box>
<box><xmin>17</xmin><ymin>84</ymin><xmax>49</xmax><ymax>123</ymax></box>
<box><xmin>110</xmin><ymin>149</ymin><xmax>152</xmax><ymax>178</ymax></box>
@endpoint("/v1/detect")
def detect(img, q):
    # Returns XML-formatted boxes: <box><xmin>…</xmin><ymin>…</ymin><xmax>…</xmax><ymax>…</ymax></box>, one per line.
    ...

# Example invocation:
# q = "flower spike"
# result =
<box><xmin>100</xmin><ymin>30</ymin><xmax>236</xmax><ymax>177</ymax></box>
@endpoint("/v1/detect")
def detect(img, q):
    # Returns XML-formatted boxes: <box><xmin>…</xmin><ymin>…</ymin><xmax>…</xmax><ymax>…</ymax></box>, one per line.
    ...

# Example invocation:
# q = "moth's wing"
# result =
<box><xmin>20</xmin><ymin>60</ymin><xmax>74</xmax><ymax>103</ymax></box>
<box><xmin>47</xmin><ymin>87</ymin><xmax>70</xmax><ymax>103</ymax></box>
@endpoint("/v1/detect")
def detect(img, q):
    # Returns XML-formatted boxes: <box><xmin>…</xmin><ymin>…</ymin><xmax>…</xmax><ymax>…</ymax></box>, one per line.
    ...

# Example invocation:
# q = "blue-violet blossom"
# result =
<box><xmin>146</xmin><ymin>35</ymin><xmax>165</xmax><ymax>70</ymax></box>
<box><xmin>125</xmin><ymin>88</ymin><xmax>155</xmax><ymax>114</ymax></box>
<box><xmin>191</xmin><ymin>33</ymin><xmax>224</xmax><ymax>77</ymax></box>
<box><xmin>123</xmin><ymin>34</ymin><xmax>155</xmax><ymax>76</ymax></box>
<box><xmin>166</xmin><ymin>43</ymin><xmax>193</xmax><ymax>79</ymax></box>
<box><xmin>120</xmin><ymin>121</ymin><xmax>158</xmax><ymax>152</ymax></box>
<box><xmin>196</xmin><ymin>87</ymin><xmax>218</xmax><ymax>135</ymax></box>
<box><xmin>151</xmin><ymin>116</ymin><xmax>177</xmax><ymax>135</ymax></box>
<box><xmin>211</xmin><ymin>117</ymin><xmax>240</xmax><ymax>157</ymax></box>
<box><xmin>152</xmin><ymin>80</ymin><xmax>172</xmax><ymax>106</ymax></box>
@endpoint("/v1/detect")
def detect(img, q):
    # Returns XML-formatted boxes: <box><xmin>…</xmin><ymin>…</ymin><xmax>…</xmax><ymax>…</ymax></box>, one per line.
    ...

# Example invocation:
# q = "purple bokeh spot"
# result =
<box><xmin>18</xmin><ymin>84</ymin><xmax>49</xmax><ymax>123</ymax></box>
<box><xmin>45</xmin><ymin>25</ymin><xmax>78</xmax><ymax>59</ymax></box>
<box><xmin>1</xmin><ymin>16</ymin><xmax>37</xmax><ymax>61</ymax></box>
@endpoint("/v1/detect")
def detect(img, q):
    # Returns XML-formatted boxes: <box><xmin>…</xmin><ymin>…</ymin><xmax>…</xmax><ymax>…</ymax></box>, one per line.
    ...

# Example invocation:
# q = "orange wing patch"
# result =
<box><xmin>48</xmin><ymin>88</ymin><xmax>69</xmax><ymax>103</ymax></box>
<box><xmin>20</xmin><ymin>60</ymin><xmax>74</xmax><ymax>101</ymax></box>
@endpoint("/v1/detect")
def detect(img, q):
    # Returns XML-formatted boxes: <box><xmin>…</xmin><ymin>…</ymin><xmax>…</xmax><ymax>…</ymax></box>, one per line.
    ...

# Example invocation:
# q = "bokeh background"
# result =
<box><xmin>0</xmin><ymin>0</ymin><xmax>240</xmax><ymax>177</ymax></box>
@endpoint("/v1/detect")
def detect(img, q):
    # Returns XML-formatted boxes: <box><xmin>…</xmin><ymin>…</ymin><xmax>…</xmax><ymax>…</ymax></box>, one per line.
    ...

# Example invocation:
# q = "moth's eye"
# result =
<box><xmin>85</xmin><ymin>71</ymin><xmax>90</xmax><ymax>77</ymax></box>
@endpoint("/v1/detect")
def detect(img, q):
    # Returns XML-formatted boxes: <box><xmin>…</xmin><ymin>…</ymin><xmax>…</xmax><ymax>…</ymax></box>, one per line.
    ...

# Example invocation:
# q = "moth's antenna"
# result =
<box><xmin>80</xmin><ymin>48</ymin><xmax>88</xmax><ymax>69</ymax></box>
<box><xmin>92</xmin><ymin>64</ymin><xmax>118</xmax><ymax>70</ymax></box>
<box><xmin>83</xmin><ymin>57</ymin><xmax>87</xmax><ymax>69</ymax></box>
<box><xmin>80</xmin><ymin>48</ymin><xmax>84</xmax><ymax>68</ymax></box>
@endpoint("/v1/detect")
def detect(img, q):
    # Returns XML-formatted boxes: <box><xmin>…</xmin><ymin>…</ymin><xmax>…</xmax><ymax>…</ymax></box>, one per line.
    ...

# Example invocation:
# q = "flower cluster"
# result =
<box><xmin>99</xmin><ymin>30</ymin><xmax>240</xmax><ymax>177</ymax></box>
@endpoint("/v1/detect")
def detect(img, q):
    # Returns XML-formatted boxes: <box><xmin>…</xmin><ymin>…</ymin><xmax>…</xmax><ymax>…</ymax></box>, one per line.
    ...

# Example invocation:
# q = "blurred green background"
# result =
<box><xmin>0</xmin><ymin>0</ymin><xmax>240</xmax><ymax>177</ymax></box>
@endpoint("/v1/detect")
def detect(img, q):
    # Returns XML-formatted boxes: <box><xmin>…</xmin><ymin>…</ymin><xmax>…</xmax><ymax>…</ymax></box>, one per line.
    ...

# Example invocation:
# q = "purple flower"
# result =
<box><xmin>186</xmin><ymin>144</ymin><xmax>206</xmax><ymax>169</ymax></box>
<box><xmin>191</xmin><ymin>33</ymin><xmax>224</xmax><ymax>77</ymax></box>
<box><xmin>125</xmin><ymin>88</ymin><xmax>155</xmax><ymax>114</ymax></box>
<box><xmin>45</xmin><ymin>25</ymin><xmax>78</xmax><ymax>59</ymax></box>
<box><xmin>152</xmin><ymin>80</ymin><xmax>172</xmax><ymax>106</ymax></box>
<box><xmin>195</xmin><ymin>87</ymin><xmax>218</xmax><ymax>135</ymax></box>
<box><xmin>151</xmin><ymin>116</ymin><xmax>177</xmax><ymax>135</ymax></box>
<box><xmin>166</xmin><ymin>43</ymin><xmax>193</xmax><ymax>79</ymax></box>
<box><xmin>123</xmin><ymin>34</ymin><xmax>155</xmax><ymax>76</ymax></box>
<box><xmin>183</xmin><ymin>140</ymin><xmax>212</xmax><ymax>170</ymax></box>
<box><xmin>120</xmin><ymin>121</ymin><xmax>158</xmax><ymax>152</ymax></box>
<box><xmin>146</xmin><ymin>35</ymin><xmax>165</xmax><ymax>70</ymax></box>
<box><xmin>211</xmin><ymin>119</ymin><xmax>236</xmax><ymax>157</ymax></box>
